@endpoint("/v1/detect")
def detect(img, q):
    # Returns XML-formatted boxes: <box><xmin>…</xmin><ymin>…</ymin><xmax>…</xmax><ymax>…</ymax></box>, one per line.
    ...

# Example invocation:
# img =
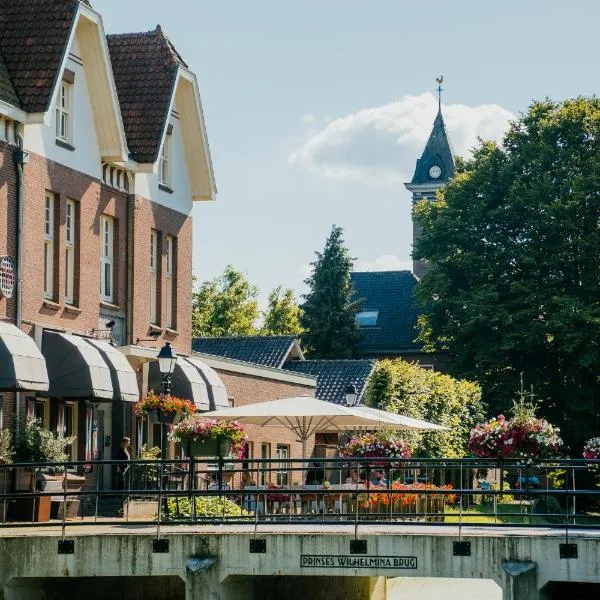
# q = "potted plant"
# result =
<box><xmin>468</xmin><ymin>400</ymin><xmax>563</xmax><ymax>460</ymax></box>
<box><xmin>338</xmin><ymin>430</ymin><xmax>412</xmax><ymax>464</ymax></box>
<box><xmin>0</xmin><ymin>429</ymin><xmax>13</xmax><ymax>521</ymax></box>
<box><xmin>134</xmin><ymin>390</ymin><xmax>197</xmax><ymax>425</ymax></box>
<box><xmin>169</xmin><ymin>417</ymin><xmax>246</xmax><ymax>458</ymax></box>
<box><xmin>12</xmin><ymin>418</ymin><xmax>76</xmax><ymax>522</ymax></box>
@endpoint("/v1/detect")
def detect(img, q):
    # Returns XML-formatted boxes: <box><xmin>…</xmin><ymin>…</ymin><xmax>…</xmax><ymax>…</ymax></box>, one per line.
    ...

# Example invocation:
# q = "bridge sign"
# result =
<box><xmin>300</xmin><ymin>555</ymin><xmax>417</xmax><ymax>569</ymax></box>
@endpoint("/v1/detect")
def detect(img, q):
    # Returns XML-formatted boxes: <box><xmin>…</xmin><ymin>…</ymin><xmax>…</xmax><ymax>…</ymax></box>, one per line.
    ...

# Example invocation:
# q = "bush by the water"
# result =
<box><xmin>164</xmin><ymin>496</ymin><xmax>250</xmax><ymax>519</ymax></box>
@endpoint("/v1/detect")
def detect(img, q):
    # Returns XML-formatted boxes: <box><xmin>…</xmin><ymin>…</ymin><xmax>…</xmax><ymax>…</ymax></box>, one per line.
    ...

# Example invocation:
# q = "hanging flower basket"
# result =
<box><xmin>134</xmin><ymin>391</ymin><xmax>196</xmax><ymax>423</ymax></box>
<box><xmin>468</xmin><ymin>413</ymin><xmax>563</xmax><ymax>459</ymax></box>
<box><xmin>338</xmin><ymin>431</ymin><xmax>412</xmax><ymax>466</ymax></box>
<box><xmin>169</xmin><ymin>417</ymin><xmax>246</xmax><ymax>458</ymax></box>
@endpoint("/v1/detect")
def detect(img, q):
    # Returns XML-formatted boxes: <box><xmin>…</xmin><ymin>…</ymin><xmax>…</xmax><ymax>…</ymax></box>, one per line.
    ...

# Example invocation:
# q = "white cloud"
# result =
<box><xmin>301</xmin><ymin>113</ymin><xmax>315</xmax><ymax>125</ymax></box>
<box><xmin>354</xmin><ymin>254</ymin><xmax>412</xmax><ymax>273</ymax></box>
<box><xmin>289</xmin><ymin>92</ymin><xmax>515</xmax><ymax>187</ymax></box>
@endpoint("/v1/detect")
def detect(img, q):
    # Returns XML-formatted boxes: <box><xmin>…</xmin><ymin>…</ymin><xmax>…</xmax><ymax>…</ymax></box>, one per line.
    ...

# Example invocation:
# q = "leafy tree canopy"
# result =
<box><xmin>300</xmin><ymin>225</ymin><xmax>363</xmax><ymax>358</ymax></box>
<box><xmin>414</xmin><ymin>97</ymin><xmax>600</xmax><ymax>453</ymax></box>
<box><xmin>192</xmin><ymin>265</ymin><xmax>260</xmax><ymax>337</ymax></box>
<box><xmin>366</xmin><ymin>360</ymin><xmax>484</xmax><ymax>458</ymax></box>
<box><xmin>261</xmin><ymin>286</ymin><xmax>304</xmax><ymax>336</ymax></box>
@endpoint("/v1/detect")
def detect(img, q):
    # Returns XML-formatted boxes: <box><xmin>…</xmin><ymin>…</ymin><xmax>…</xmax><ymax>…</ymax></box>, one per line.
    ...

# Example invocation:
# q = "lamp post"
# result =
<box><xmin>345</xmin><ymin>383</ymin><xmax>358</xmax><ymax>407</ymax></box>
<box><xmin>157</xmin><ymin>342</ymin><xmax>177</xmax><ymax>458</ymax></box>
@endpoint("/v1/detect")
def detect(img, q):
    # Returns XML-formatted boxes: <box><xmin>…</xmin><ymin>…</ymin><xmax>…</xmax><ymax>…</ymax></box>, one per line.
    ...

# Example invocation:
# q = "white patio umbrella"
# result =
<box><xmin>201</xmin><ymin>396</ymin><xmax>445</xmax><ymax>461</ymax></box>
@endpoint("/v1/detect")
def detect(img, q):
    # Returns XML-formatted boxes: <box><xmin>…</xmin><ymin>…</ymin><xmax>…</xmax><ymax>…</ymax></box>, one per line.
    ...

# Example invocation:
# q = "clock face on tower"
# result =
<box><xmin>429</xmin><ymin>165</ymin><xmax>442</xmax><ymax>179</ymax></box>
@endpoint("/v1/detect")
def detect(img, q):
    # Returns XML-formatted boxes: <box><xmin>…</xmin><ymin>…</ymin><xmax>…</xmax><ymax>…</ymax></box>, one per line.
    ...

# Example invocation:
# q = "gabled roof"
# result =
<box><xmin>107</xmin><ymin>26</ymin><xmax>185</xmax><ymax>164</ymax></box>
<box><xmin>283</xmin><ymin>360</ymin><xmax>375</xmax><ymax>405</ymax></box>
<box><xmin>0</xmin><ymin>50</ymin><xmax>19</xmax><ymax>108</ymax></box>
<box><xmin>192</xmin><ymin>336</ymin><xmax>303</xmax><ymax>369</ymax></box>
<box><xmin>409</xmin><ymin>109</ymin><xmax>455</xmax><ymax>186</ymax></box>
<box><xmin>351</xmin><ymin>270</ymin><xmax>423</xmax><ymax>356</ymax></box>
<box><xmin>0</xmin><ymin>0</ymin><xmax>80</xmax><ymax>113</ymax></box>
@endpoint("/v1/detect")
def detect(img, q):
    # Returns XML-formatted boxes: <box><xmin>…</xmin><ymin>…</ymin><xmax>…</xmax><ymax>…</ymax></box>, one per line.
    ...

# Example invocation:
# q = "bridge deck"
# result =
<box><xmin>1</xmin><ymin>523</ymin><xmax>599</xmax><ymax>538</ymax></box>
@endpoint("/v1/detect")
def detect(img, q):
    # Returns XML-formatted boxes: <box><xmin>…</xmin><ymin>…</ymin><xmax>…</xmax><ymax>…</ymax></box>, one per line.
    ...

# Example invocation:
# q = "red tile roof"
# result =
<box><xmin>107</xmin><ymin>26</ymin><xmax>186</xmax><ymax>164</ymax></box>
<box><xmin>0</xmin><ymin>0</ymin><xmax>80</xmax><ymax>112</ymax></box>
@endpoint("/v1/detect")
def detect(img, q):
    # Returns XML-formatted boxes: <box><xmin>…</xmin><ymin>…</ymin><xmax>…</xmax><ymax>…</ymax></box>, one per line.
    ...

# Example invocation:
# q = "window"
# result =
<box><xmin>275</xmin><ymin>444</ymin><xmax>290</xmax><ymax>486</ymax></box>
<box><xmin>159</xmin><ymin>130</ymin><xmax>171</xmax><ymax>187</ymax></box>
<box><xmin>55</xmin><ymin>82</ymin><xmax>73</xmax><ymax>143</ymax></box>
<box><xmin>43</xmin><ymin>193</ymin><xmax>55</xmax><ymax>299</ymax></box>
<box><xmin>0</xmin><ymin>395</ymin><xmax>3</xmax><ymax>429</ymax></box>
<box><xmin>356</xmin><ymin>310</ymin><xmax>379</xmax><ymax>327</ymax></box>
<box><xmin>57</xmin><ymin>402</ymin><xmax>77</xmax><ymax>461</ymax></box>
<box><xmin>65</xmin><ymin>199</ymin><xmax>76</xmax><ymax>304</ymax></box>
<box><xmin>260</xmin><ymin>443</ymin><xmax>271</xmax><ymax>485</ymax></box>
<box><xmin>150</xmin><ymin>230</ymin><xmax>158</xmax><ymax>324</ymax></box>
<box><xmin>27</xmin><ymin>397</ymin><xmax>49</xmax><ymax>428</ymax></box>
<box><xmin>100</xmin><ymin>216</ymin><xmax>114</xmax><ymax>302</ymax></box>
<box><xmin>242</xmin><ymin>442</ymin><xmax>254</xmax><ymax>470</ymax></box>
<box><xmin>166</xmin><ymin>235</ymin><xmax>175</xmax><ymax>328</ymax></box>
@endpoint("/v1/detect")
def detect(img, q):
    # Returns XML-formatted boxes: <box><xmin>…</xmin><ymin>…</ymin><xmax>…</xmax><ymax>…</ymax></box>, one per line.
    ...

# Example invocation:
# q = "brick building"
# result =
<box><xmin>0</xmin><ymin>0</ymin><xmax>217</xmax><ymax>479</ymax></box>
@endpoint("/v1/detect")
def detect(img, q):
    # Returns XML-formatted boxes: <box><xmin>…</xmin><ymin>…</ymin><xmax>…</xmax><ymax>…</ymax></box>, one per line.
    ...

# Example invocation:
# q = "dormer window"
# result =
<box><xmin>159</xmin><ymin>125</ymin><xmax>173</xmax><ymax>190</ymax></box>
<box><xmin>356</xmin><ymin>310</ymin><xmax>379</xmax><ymax>327</ymax></box>
<box><xmin>55</xmin><ymin>81</ymin><xmax>73</xmax><ymax>144</ymax></box>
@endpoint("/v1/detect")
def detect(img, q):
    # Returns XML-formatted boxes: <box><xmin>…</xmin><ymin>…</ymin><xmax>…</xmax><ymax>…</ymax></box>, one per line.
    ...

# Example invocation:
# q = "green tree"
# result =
<box><xmin>414</xmin><ymin>97</ymin><xmax>600</xmax><ymax>453</ymax></box>
<box><xmin>300</xmin><ymin>225</ymin><xmax>363</xmax><ymax>358</ymax></box>
<box><xmin>192</xmin><ymin>265</ymin><xmax>259</xmax><ymax>337</ymax></box>
<box><xmin>261</xmin><ymin>286</ymin><xmax>304</xmax><ymax>336</ymax></box>
<box><xmin>366</xmin><ymin>360</ymin><xmax>484</xmax><ymax>458</ymax></box>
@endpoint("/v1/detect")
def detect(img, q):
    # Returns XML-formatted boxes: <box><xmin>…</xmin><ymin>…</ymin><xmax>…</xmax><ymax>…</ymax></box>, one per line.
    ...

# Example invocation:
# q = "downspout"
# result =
<box><xmin>13</xmin><ymin>124</ymin><xmax>28</xmax><ymax>434</ymax></box>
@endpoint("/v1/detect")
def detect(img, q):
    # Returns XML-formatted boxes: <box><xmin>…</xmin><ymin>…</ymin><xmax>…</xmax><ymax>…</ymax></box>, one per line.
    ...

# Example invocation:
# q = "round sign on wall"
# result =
<box><xmin>0</xmin><ymin>256</ymin><xmax>16</xmax><ymax>299</ymax></box>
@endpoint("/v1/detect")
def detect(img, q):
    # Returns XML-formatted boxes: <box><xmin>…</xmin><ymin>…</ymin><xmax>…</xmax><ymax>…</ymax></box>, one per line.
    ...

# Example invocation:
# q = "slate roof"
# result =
<box><xmin>0</xmin><ymin>0</ymin><xmax>80</xmax><ymax>112</ymax></box>
<box><xmin>410</xmin><ymin>109</ymin><xmax>455</xmax><ymax>185</ymax></box>
<box><xmin>283</xmin><ymin>360</ymin><xmax>375</xmax><ymax>405</ymax></box>
<box><xmin>351</xmin><ymin>270</ymin><xmax>423</xmax><ymax>356</ymax></box>
<box><xmin>0</xmin><ymin>50</ymin><xmax>19</xmax><ymax>108</ymax></box>
<box><xmin>107</xmin><ymin>26</ymin><xmax>187</xmax><ymax>164</ymax></box>
<box><xmin>192</xmin><ymin>336</ymin><xmax>299</xmax><ymax>369</ymax></box>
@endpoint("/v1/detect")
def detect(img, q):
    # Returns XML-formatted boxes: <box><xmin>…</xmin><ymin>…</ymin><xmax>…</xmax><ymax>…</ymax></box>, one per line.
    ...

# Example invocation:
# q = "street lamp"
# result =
<box><xmin>345</xmin><ymin>383</ymin><xmax>358</xmax><ymax>407</ymax></box>
<box><xmin>157</xmin><ymin>342</ymin><xmax>177</xmax><ymax>394</ymax></box>
<box><xmin>157</xmin><ymin>342</ymin><xmax>177</xmax><ymax>459</ymax></box>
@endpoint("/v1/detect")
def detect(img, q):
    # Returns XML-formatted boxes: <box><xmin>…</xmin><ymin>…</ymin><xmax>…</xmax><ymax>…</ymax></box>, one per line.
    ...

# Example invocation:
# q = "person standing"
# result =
<box><xmin>116</xmin><ymin>437</ymin><xmax>131</xmax><ymax>490</ymax></box>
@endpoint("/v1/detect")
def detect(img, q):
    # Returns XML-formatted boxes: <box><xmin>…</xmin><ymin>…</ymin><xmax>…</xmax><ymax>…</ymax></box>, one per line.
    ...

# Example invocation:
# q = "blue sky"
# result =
<box><xmin>100</xmin><ymin>0</ymin><xmax>600</xmax><ymax>303</ymax></box>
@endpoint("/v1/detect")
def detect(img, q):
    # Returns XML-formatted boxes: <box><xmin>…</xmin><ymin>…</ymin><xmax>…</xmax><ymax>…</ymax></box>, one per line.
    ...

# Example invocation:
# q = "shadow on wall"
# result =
<box><xmin>4</xmin><ymin>576</ymin><xmax>185</xmax><ymax>600</ymax></box>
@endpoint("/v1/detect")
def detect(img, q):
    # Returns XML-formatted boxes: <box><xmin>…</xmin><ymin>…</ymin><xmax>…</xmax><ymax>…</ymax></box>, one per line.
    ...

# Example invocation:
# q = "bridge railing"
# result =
<box><xmin>1</xmin><ymin>457</ymin><xmax>599</xmax><ymax>532</ymax></box>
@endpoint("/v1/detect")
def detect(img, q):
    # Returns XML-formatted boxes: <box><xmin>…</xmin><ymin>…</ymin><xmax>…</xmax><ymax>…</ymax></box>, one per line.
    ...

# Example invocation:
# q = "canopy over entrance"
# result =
<box><xmin>0</xmin><ymin>322</ymin><xmax>48</xmax><ymax>392</ymax></box>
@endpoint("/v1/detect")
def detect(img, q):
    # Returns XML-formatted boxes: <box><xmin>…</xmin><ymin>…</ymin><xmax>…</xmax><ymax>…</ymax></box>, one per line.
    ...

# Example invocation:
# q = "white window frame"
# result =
<box><xmin>100</xmin><ymin>216</ymin><xmax>114</xmax><ymax>302</ymax></box>
<box><xmin>166</xmin><ymin>235</ymin><xmax>174</xmax><ymax>328</ymax></box>
<box><xmin>275</xmin><ymin>444</ymin><xmax>290</xmax><ymax>486</ymax></box>
<box><xmin>43</xmin><ymin>193</ymin><xmax>54</xmax><ymax>299</ymax></box>
<box><xmin>159</xmin><ymin>132</ymin><xmax>171</xmax><ymax>187</ymax></box>
<box><xmin>55</xmin><ymin>81</ymin><xmax>73</xmax><ymax>144</ymax></box>
<box><xmin>65</xmin><ymin>199</ymin><xmax>75</xmax><ymax>305</ymax></box>
<box><xmin>150</xmin><ymin>230</ymin><xmax>158</xmax><ymax>324</ymax></box>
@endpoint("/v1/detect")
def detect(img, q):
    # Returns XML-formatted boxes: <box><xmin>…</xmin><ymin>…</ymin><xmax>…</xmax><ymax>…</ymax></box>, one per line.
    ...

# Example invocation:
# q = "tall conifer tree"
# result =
<box><xmin>300</xmin><ymin>226</ymin><xmax>363</xmax><ymax>358</ymax></box>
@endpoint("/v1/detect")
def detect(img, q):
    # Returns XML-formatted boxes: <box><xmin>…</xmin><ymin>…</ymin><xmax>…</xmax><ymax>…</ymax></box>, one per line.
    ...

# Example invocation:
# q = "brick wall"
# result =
<box><xmin>215</xmin><ymin>369</ymin><xmax>316</xmax><ymax>475</ymax></box>
<box><xmin>131</xmin><ymin>196</ymin><xmax>193</xmax><ymax>355</ymax></box>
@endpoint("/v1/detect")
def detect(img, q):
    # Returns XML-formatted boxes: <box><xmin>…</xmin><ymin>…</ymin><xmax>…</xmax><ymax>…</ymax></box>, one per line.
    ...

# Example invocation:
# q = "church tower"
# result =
<box><xmin>404</xmin><ymin>77</ymin><xmax>455</xmax><ymax>278</ymax></box>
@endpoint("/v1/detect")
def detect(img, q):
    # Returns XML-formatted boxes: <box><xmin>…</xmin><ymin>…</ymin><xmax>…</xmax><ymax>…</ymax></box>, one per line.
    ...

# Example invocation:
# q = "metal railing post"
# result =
<box><xmin>156</xmin><ymin>461</ymin><xmax>162</xmax><ymax>541</ymax></box>
<box><xmin>61</xmin><ymin>462</ymin><xmax>68</xmax><ymax>541</ymax></box>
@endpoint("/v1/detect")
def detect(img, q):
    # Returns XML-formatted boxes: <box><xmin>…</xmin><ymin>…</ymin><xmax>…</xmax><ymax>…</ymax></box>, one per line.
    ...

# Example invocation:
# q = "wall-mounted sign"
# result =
<box><xmin>300</xmin><ymin>555</ymin><xmax>417</xmax><ymax>569</ymax></box>
<box><xmin>0</xmin><ymin>256</ymin><xmax>15</xmax><ymax>299</ymax></box>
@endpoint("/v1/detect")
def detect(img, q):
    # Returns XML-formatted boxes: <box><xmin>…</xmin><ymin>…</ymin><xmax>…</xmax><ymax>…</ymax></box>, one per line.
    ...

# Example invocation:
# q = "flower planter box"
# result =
<box><xmin>186</xmin><ymin>438</ymin><xmax>232</xmax><ymax>457</ymax></box>
<box><xmin>124</xmin><ymin>499</ymin><xmax>158</xmax><ymax>519</ymax></box>
<box><xmin>148</xmin><ymin>410</ymin><xmax>184</xmax><ymax>425</ymax></box>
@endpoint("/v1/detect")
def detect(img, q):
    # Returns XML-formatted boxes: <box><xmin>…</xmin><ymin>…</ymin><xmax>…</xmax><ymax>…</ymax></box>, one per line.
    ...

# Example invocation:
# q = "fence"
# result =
<box><xmin>1</xmin><ymin>457</ymin><xmax>599</xmax><ymax>538</ymax></box>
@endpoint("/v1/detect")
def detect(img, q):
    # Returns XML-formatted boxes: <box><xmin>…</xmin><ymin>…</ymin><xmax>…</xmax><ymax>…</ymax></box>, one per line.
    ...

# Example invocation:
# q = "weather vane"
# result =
<box><xmin>436</xmin><ymin>75</ymin><xmax>444</xmax><ymax>111</ymax></box>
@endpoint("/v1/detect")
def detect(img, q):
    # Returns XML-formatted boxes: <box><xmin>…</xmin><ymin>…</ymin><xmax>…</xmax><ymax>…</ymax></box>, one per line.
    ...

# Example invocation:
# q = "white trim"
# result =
<box><xmin>150</xmin><ymin>230</ymin><xmax>158</xmax><ymax>324</ymax></box>
<box><xmin>43</xmin><ymin>192</ymin><xmax>55</xmax><ymax>299</ymax></box>
<box><xmin>65</xmin><ymin>199</ymin><xmax>76</xmax><ymax>304</ymax></box>
<box><xmin>0</xmin><ymin>100</ymin><xmax>26</xmax><ymax>122</ymax></box>
<box><xmin>100</xmin><ymin>215</ymin><xmax>114</xmax><ymax>302</ymax></box>
<box><xmin>193</xmin><ymin>351</ymin><xmax>317</xmax><ymax>386</ymax></box>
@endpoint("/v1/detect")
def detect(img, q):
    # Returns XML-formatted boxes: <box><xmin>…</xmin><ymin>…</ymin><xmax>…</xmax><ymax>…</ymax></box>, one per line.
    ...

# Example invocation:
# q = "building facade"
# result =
<box><xmin>0</xmin><ymin>0</ymin><xmax>216</xmax><ymax>473</ymax></box>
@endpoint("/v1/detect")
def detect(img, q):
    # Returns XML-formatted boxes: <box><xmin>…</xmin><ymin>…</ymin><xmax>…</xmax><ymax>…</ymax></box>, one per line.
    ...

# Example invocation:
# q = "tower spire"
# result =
<box><xmin>435</xmin><ymin>75</ymin><xmax>443</xmax><ymax>112</ymax></box>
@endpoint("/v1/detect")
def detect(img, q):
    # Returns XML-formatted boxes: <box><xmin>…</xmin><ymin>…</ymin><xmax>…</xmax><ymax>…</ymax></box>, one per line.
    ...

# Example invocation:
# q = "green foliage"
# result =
<box><xmin>0</xmin><ymin>429</ymin><xmax>13</xmax><ymax>464</ymax></box>
<box><xmin>365</xmin><ymin>360</ymin><xmax>484</xmax><ymax>458</ymax></box>
<box><xmin>164</xmin><ymin>496</ymin><xmax>250</xmax><ymax>519</ymax></box>
<box><xmin>15</xmin><ymin>418</ymin><xmax>75</xmax><ymax>466</ymax></box>
<box><xmin>481</xmin><ymin>481</ymin><xmax>514</xmax><ymax>504</ymax></box>
<box><xmin>547</xmin><ymin>468</ymin><xmax>566</xmax><ymax>489</ymax></box>
<box><xmin>300</xmin><ymin>225</ymin><xmax>363</xmax><ymax>358</ymax></box>
<box><xmin>261</xmin><ymin>286</ymin><xmax>304</xmax><ymax>336</ymax></box>
<box><xmin>192</xmin><ymin>265</ymin><xmax>260</xmax><ymax>337</ymax></box>
<box><xmin>414</xmin><ymin>97</ymin><xmax>600</xmax><ymax>453</ymax></box>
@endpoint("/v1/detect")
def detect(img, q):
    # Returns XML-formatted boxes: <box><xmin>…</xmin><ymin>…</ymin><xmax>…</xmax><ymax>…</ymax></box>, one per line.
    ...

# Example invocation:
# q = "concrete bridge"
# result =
<box><xmin>1</xmin><ymin>524</ymin><xmax>599</xmax><ymax>599</ymax></box>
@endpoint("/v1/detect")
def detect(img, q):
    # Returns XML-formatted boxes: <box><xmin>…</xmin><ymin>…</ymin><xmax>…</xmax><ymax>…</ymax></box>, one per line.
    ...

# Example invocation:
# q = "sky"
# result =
<box><xmin>99</xmin><ymin>0</ymin><xmax>600</xmax><ymax>304</ymax></box>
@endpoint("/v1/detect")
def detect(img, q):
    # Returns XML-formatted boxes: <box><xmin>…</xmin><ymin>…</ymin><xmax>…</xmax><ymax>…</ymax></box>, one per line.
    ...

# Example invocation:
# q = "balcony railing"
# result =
<box><xmin>1</xmin><ymin>458</ymin><xmax>599</xmax><ymax>537</ymax></box>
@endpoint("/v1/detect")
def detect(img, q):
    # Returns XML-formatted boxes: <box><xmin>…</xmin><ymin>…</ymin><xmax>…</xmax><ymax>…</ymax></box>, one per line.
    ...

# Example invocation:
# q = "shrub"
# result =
<box><xmin>15</xmin><ymin>418</ymin><xmax>75</xmax><ymax>468</ymax></box>
<box><xmin>533</xmin><ymin>495</ymin><xmax>563</xmax><ymax>524</ymax></box>
<box><xmin>164</xmin><ymin>496</ymin><xmax>250</xmax><ymax>519</ymax></box>
<box><xmin>0</xmin><ymin>429</ymin><xmax>13</xmax><ymax>464</ymax></box>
